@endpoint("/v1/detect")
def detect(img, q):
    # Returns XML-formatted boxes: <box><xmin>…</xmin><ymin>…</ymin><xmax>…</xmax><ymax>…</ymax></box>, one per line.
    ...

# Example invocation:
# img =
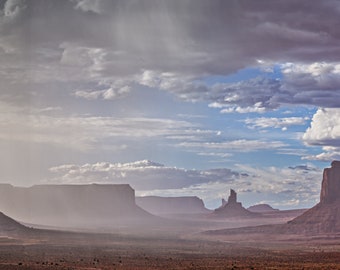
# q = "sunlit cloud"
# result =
<box><xmin>244</xmin><ymin>116</ymin><xmax>309</xmax><ymax>131</ymax></box>
<box><xmin>179</xmin><ymin>140</ymin><xmax>286</xmax><ymax>152</ymax></box>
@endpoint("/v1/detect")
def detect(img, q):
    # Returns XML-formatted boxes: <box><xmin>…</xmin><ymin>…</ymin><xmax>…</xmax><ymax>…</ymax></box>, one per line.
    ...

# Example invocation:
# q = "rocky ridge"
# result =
<box><xmin>0</xmin><ymin>212</ymin><xmax>29</xmax><ymax>237</ymax></box>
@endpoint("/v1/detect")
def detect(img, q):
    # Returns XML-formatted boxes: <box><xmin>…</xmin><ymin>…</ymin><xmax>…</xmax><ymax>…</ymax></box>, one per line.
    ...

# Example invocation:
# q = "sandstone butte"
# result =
<box><xmin>213</xmin><ymin>189</ymin><xmax>256</xmax><ymax>217</ymax></box>
<box><xmin>288</xmin><ymin>160</ymin><xmax>340</xmax><ymax>233</ymax></box>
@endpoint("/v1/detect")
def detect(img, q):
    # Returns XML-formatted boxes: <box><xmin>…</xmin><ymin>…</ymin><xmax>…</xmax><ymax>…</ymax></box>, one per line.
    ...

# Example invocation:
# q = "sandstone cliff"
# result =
<box><xmin>288</xmin><ymin>161</ymin><xmax>340</xmax><ymax>233</ymax></box>
<box><xmin>320</xmin><ymin>160</ymin><xmax>340</xmax><ymax>204</ymax></box>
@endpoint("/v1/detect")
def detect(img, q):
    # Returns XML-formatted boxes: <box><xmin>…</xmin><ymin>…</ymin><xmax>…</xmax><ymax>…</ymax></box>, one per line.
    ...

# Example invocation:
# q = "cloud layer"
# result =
<box><xmin>1</xmin><ymin>0</ymin><xmax>340</xmax><ymax>111</ymax></box>
<box><xmin>0</xmin><ymin>101</ymin><xmax>205</xmax><ymax>151</ymax></box>
<box><xmin>245</xmin><ymin>116</ymin><xmax>309</xmax><ymax>131</ymax></box>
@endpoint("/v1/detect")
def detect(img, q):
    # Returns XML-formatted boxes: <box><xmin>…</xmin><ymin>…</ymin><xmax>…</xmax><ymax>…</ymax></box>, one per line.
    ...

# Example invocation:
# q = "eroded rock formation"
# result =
<box><xmin>228</xmin><ymin>189</ymin><xmax>237</xmax><ymax>204</ymax></box>
<box><xmin>320</xmin><ymin>160</ymin><xmax>340</xmax><ymax>204</ymax></box>
<box><xmin>214</xmin><ymin>189</ymin><xmax>255</xmax><ymax>217</ymax></box>
<box><xmin>288</xmin><ymin>161</ymin><xmax>340</xmax><ymax>233</ymax></box>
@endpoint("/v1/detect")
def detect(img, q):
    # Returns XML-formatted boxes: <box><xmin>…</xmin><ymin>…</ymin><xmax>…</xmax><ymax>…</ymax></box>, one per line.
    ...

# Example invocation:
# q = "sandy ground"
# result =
<box><xmin>1</xmin><ymin>226</ymin><xmax>340</xmax><ymax>270</ymax></box>
<box><xmin>0</xmin><ymin>210</ymin><xmax>339</xmax><ymax>269</ymax></box>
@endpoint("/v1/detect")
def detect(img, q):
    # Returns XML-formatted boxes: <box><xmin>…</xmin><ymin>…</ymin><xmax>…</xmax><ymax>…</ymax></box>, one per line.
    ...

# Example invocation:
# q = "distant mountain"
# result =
<box><xmin>0</xmin><ymin>184</ymin><xmax>152</xmax><ymax>228</ymax></box>
<box><xmin>247</xmin><ymin>204</ymin><xmax>279</xmax><ymax>213</ymax></box>
<box><xmin>136</xmin><ymin>196</ymin><xmax>210</xmax><ymax>215</ymax></box>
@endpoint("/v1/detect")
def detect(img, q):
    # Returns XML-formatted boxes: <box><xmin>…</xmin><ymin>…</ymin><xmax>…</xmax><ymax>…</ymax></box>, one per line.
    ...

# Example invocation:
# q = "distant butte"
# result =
<box><xmin>247</xmin><ymin>204</ymin><xmax>279</xmax><ymax>213</ymax></box>
<box><xmin>0</xmin><ymin>184</ymin><xmax>152</xmax><ymax>228</ymax></box>
<box><xmin>213</xmin><ymin>189</ymin><xmax>256</xmax><ymax>217</ymax></box>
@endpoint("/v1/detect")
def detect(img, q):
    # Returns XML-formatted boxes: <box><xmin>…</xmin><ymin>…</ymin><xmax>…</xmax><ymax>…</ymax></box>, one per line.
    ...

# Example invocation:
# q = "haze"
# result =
<box><xmin>1</xmin><ymin>0</ymin><xmax>340</xmax><ymax>211</ymax></box>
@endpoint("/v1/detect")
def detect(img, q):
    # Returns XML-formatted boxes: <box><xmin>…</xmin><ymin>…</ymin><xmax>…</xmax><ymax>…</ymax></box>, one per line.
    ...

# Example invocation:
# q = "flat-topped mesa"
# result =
<box><xmin>320</xmin><ymin>160</ymin><xmax>340</xmax><ymax>204</ymax></box>
<box><xmin>0</xmin><ymin>184</ymin><xmax>152</xmax><ymax>227</ymax></box>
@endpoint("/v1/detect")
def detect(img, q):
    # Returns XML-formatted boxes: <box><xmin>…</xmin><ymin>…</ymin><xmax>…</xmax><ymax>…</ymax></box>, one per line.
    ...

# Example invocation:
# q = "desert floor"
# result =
<box><xmin>1</xmin><ymin>226</ymin><xmax>340</xmax><ymax>270</ymax></box>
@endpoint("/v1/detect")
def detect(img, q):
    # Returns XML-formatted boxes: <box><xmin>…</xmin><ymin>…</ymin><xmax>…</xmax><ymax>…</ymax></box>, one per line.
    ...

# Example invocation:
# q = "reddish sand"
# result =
<box><xmin>0</xmin><ymin>227</ymin><xmax>340</xmax><ymax>270</ymax></box>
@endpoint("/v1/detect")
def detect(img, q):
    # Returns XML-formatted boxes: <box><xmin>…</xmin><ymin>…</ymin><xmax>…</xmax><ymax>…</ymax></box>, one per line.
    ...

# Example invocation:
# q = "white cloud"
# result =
<box><xmin>245</xmin><ymin>116</ymin><xmax>309</xmax><ymax>130</ymax></box>
<box><xmin>74</xmin><ymin>90</ymin><xmax>102</xmax><ymax>100</ymax></box>
<box><xmin>48</xmin><ymin>160</ymin><xmax>240</xmax><ymax>191</ymax></box>
<box><xmin>303</xmin><ymin>108</ymin><xmax>340</xmax><ymax>146</ymax></box>
<box><xmin>72</xmin><ymin>0</ymin><xmax>106</xmax><ymax>14</ymax></box>
<box><xmin>179</xmin><ymin>139</ymin><xmax>286</xmax><ymax>152</ymax></box>
<box><xmin>281</xmin><ymin>62</ymin><xmax>340</xmax><ymax>98</ymax></box>
<box><xmin>197</xmin><ymin>152</ymin><xmax>232</xmax><ymax>158</ymax></box>
<box><xmin>75</xmin><ymin>85</ymin><xmax>131</xmax><ymax>100</ymax></box>
<box><xmin>220</xmin><ymin>103</ymin><xmax>267</xmax><ymax>114</ymax></box>
<box><xmin>302</xmin><ymin>150</ymin><xmax>340</xmax><ymax>162</ymax></box>
<box><xmin>3</xmin><ymin>0</ymin><xmax>26</xmax><ymax>19</ymax></box>
<box><xmin>0</xmin><ymin>101</ymin><xmax>198</xmax><ymax>151</ymax></box>
<box><xmin>282</xmin><ymin>62</ymin><xmax>340</xmax><ymax>78</ymax></box>
<box><xmin>302</xmin><ymin>108</ymin><xmax>340</xmax><ymax>161</ymax></box>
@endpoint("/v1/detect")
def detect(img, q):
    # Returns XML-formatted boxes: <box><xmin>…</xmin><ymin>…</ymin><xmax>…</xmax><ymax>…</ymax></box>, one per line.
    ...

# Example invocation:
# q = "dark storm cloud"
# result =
<box><xmin>1</xmin><ymin>0</ymin><xmax>340</xmax><ymax>109</ymax></box>
<box><xmin>205</xmin><ymin>70</ymin><xmax>340</xmax><ymax>112</ymax></box>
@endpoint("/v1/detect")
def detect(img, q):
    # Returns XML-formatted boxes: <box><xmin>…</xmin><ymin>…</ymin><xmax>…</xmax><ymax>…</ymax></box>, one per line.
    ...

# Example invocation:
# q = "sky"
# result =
<box><xmin>1</xmin><ymin>0</ymin><xmax>340</xmax><ymax>210</ymax></box>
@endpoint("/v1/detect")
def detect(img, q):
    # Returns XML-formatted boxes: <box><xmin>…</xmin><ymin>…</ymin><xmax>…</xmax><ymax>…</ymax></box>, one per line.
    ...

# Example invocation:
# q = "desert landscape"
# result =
<box><xmin>0</xmin><ymin>230</ymin><xmax>340</xmax><ymax>270</ymax></box>
<box><xmin>2</xmin><ymin>0</ymin><xmax>340</xmax><ymax>268</ymax></box>
<box><xmin>0</xmin><ymin>161</ymin><xmax>340</xmax><ymax>269</ymax></box>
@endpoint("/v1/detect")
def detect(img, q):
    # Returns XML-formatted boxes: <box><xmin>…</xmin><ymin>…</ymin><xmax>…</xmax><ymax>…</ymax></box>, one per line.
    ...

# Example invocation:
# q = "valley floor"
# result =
<box><xmin>1</xmin><ymin>230</ymin><xmax>340</xmax><ymax>270</ymax></box>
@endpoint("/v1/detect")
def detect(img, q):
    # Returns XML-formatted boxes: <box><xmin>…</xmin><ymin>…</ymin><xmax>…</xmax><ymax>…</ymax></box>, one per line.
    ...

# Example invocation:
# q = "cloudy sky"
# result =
<box><xmin>1</xmin><ymin>0</ymin><xmax>340</xmax><ymax>209</ymax></box>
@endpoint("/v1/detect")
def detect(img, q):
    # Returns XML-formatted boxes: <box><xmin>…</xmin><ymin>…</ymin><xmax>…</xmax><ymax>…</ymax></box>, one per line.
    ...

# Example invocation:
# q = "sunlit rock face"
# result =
<box><xmin>320</xmin><ymin>160</ymin><xmax>340</xmax><ymax>204</ymax></box>
<box><xmin>213</xmin><ymin>189</ymin><xmax>255</xmax><ymax>217</ymax></box>
<box><xmin>288</xmin><ymin>161</ymin><xmax>340</xmax><ymax>233</ymax></box>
